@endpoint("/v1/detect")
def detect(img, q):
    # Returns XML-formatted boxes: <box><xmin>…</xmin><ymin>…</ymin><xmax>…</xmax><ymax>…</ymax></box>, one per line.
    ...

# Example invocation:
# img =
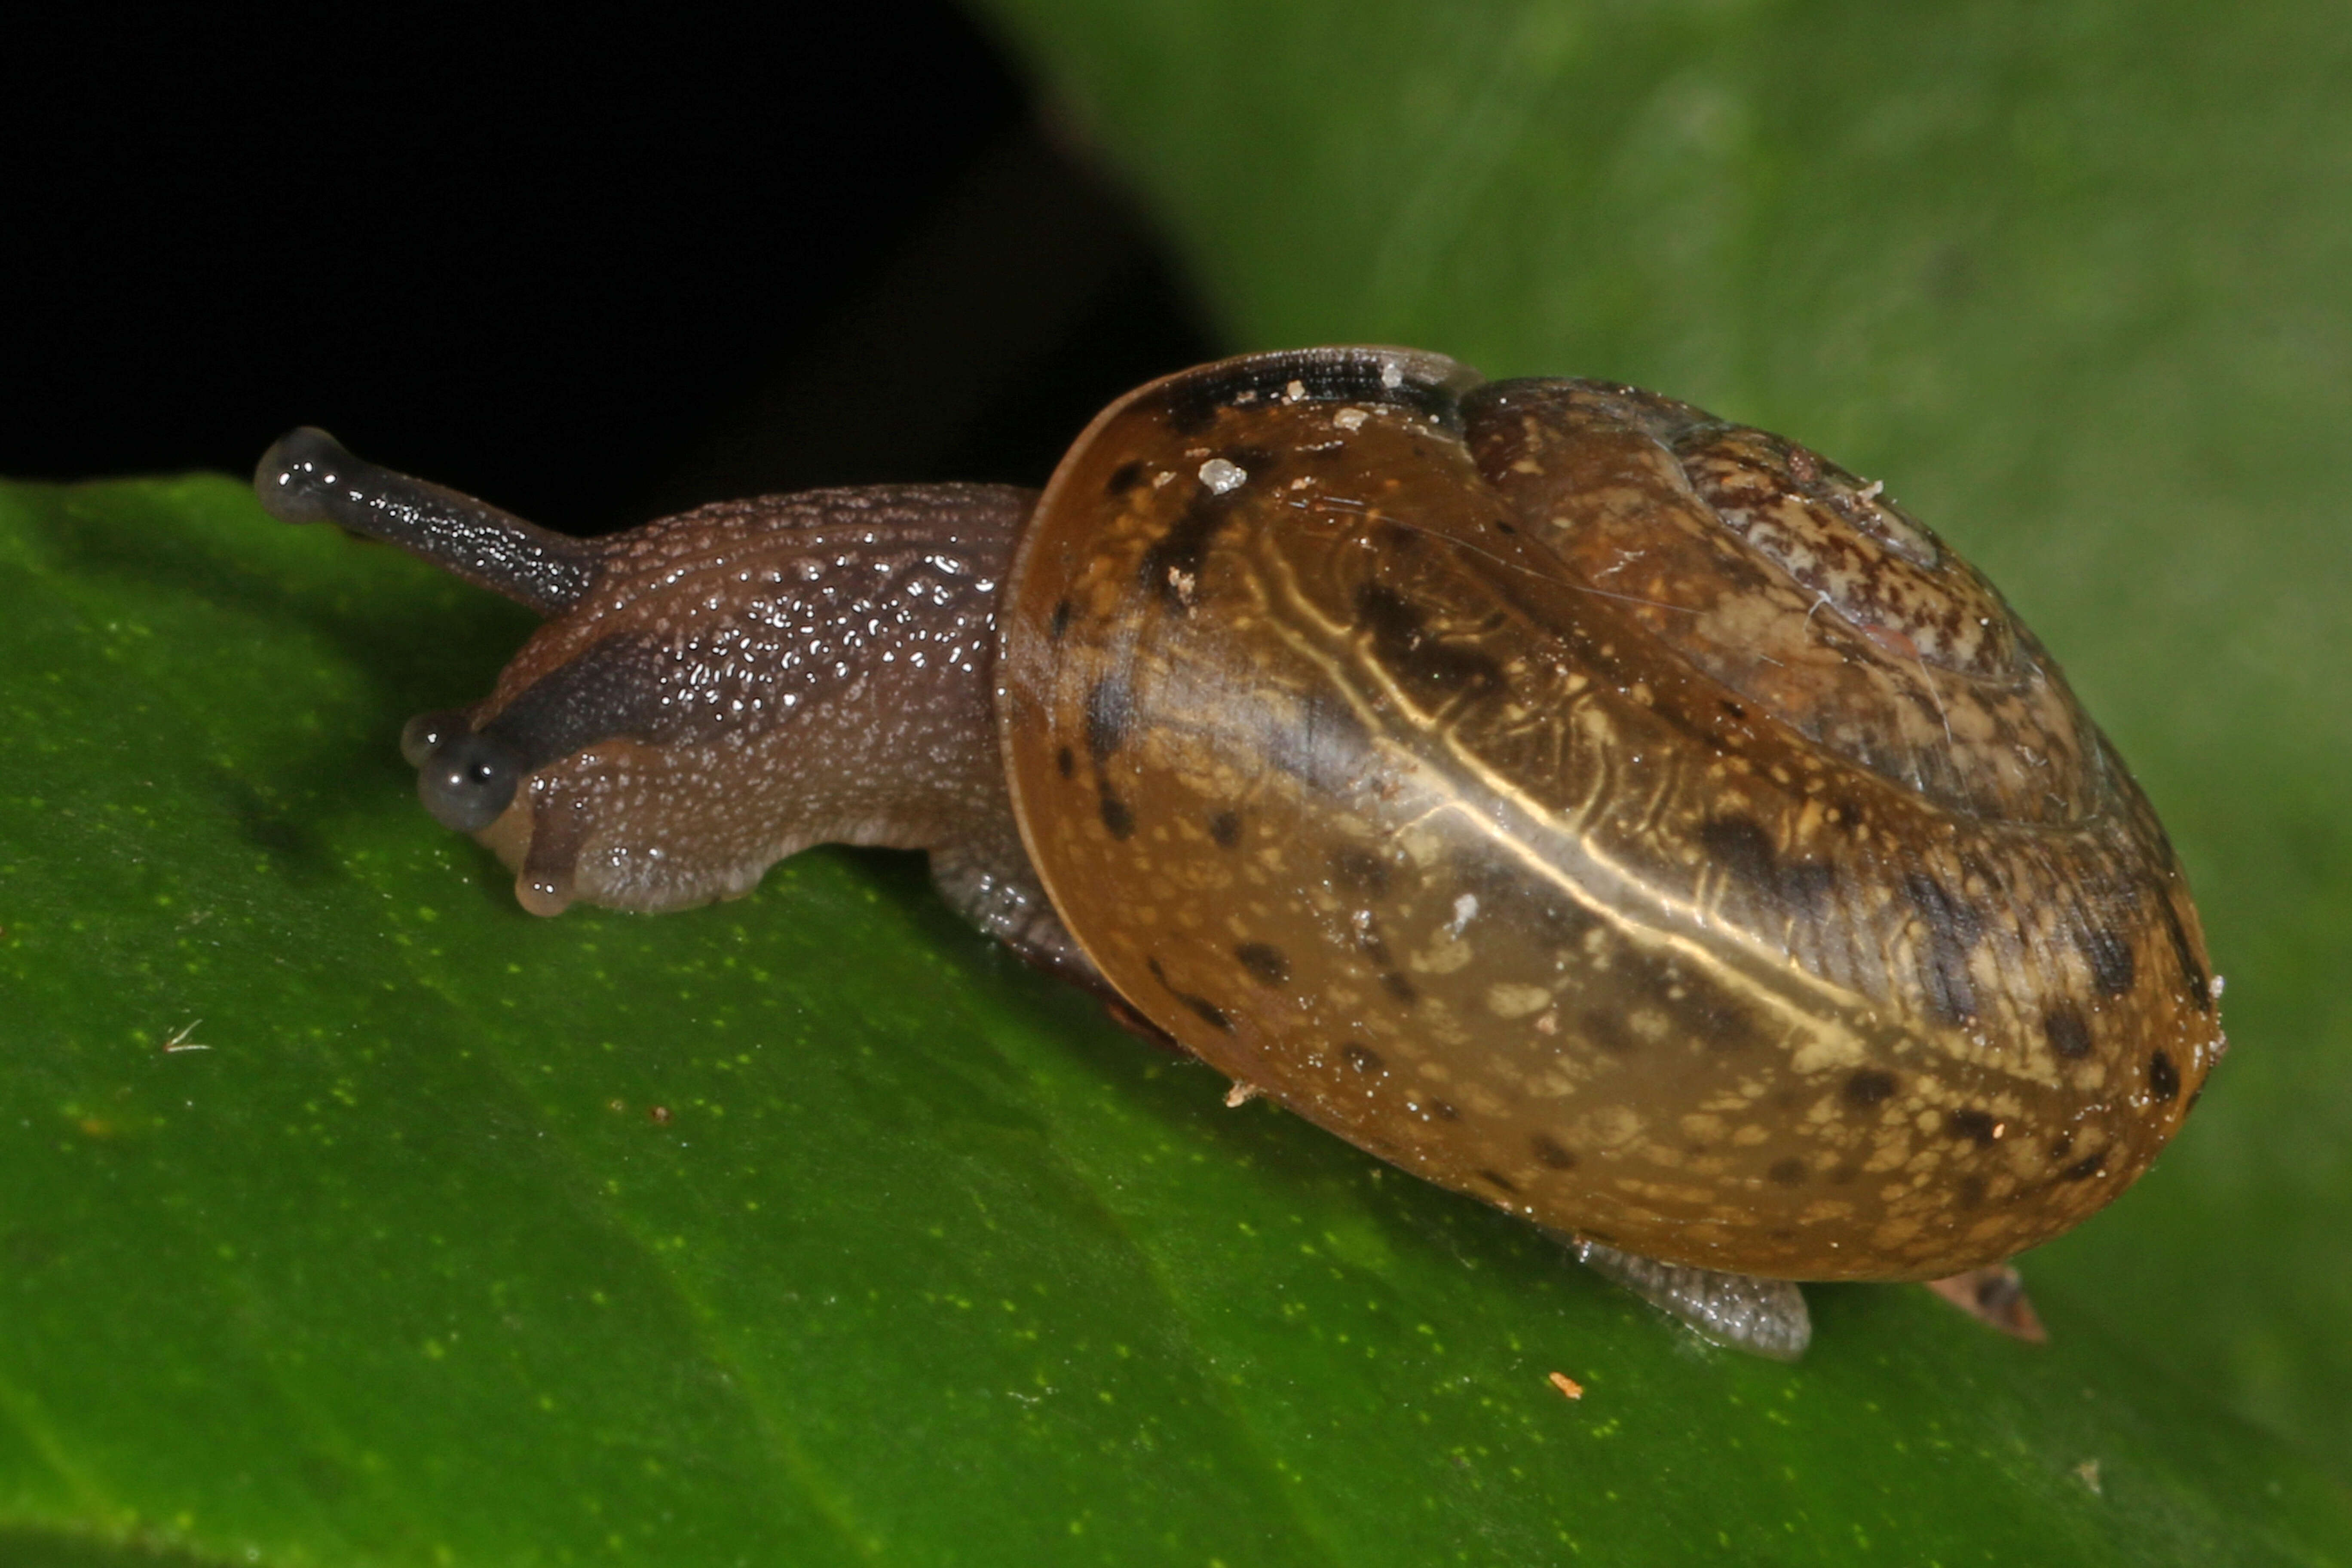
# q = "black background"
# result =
<box><xmin>2</xmin><ymin>5</ymin><xmax>1212</xmax><ymax>531</ymax></box>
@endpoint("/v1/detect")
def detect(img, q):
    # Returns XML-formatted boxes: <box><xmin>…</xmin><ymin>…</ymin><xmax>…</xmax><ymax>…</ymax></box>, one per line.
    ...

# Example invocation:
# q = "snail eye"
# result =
<box><xmin>415</xmin><ymin>725</ymin><xmax>522</xmax><ymax>833</ymax></box>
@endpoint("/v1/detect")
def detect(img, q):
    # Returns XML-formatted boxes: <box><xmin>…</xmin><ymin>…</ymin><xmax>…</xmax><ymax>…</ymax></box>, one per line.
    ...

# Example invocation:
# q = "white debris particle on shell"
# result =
<box><xmin>1198</xmin><ymin>458</ymin><xmax>1248</xmax><ymax>495</ymax></box>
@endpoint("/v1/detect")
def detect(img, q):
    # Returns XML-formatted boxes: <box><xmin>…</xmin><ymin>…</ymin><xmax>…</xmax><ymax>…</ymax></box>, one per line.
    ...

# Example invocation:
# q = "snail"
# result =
<box><xmin>254</xmin><ymin>346</ymin><xmax>2225</xmax><ymax>1360</ymax></box>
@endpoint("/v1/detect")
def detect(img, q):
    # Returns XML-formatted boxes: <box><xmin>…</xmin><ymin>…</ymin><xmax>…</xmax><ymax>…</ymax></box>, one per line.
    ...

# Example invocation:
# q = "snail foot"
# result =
<box><xmin>1557</xmin><ymin>1232</ymin><xmax>1811</xmax><ymax>1361</ymax></box>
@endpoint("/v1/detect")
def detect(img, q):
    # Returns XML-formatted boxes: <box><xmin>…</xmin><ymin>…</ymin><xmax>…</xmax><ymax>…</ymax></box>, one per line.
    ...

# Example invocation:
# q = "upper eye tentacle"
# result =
<box><xmin>254</xmin><ymin>427</ymin><xmax>603</xmax><ymax>617</ymax></box>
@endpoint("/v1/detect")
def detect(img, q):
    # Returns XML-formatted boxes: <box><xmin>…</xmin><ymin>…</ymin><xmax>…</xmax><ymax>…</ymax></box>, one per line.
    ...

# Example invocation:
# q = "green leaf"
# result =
<box><xmin>6</xmin><ymin>4</ymin><xmax>2352</xmax><ymax>1567</ymax></box>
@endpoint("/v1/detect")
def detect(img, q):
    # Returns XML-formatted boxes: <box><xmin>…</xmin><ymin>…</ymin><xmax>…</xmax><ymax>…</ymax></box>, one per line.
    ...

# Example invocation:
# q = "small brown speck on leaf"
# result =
<box><xmin>2074</xmin><ymin>1459</ymin><xmax>2103</xmax><ymax>1496</ymax></box>
<box><xmin>1548</xmin><ymin>1372</ymin><xmax>1584</xmax><ymax>1401</ymax></box>
<box><xmin>648</xmin><ymin>1105</ymin><xmax>673</xmax><ymax>1126</ymax></box>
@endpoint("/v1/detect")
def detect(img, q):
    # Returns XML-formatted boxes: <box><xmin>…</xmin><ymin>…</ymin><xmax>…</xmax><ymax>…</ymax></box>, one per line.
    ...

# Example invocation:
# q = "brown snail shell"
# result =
<box><xmin>1001</xmin><ymin>349</ymin><xmax>2220</xmax><ymax>1281</ymax></box>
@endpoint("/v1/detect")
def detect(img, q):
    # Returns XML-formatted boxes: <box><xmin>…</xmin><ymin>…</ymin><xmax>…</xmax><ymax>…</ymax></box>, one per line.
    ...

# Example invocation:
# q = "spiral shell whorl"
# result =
<box><xmin>1465</xmin><ymin>379</ymin><xmax>2100</xmax><ymax>826</ymax></box>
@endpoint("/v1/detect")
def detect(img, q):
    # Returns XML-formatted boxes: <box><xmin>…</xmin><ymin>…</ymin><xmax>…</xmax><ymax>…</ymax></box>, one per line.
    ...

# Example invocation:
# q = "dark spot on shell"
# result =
<box><xmin>1221</xmin><ymin>443</ymin><xmax>1280</xmax><ymax>479</ymax></box>
<box><xmin>1957</xmin><ymin>1176</ymin><xmax>1987</xmax><ymax>1209</ymax></box>
<box><xmin>1782</xmin><ymin>863</ymin><xmax>1836</xmax><ymax>919</ymax></box>
<box><xmin>2075</xmin><ymin>918</ymin><xmax>2137</xmax><ymax>998</ymax></box>
<box><xmin>2044</xmin><ymin>1003</ymin><xmax>2093</xmax><ymax>1060</ymax></box>
<box><xmin>1493</xmin><ymin>519</ymin><xmax>1518</xmax><ymax>535</ymax></box>
<box><xmin>1903</xmin><ymin>872</ymin><xmax>1982</xmax><ymax>1024</ymax></box>
<box><xmin>1084</xmin><ymin>676</ymin><xmax>1132</xmax><ymax>761</ymax></box>
<box><xmin>1329</xmin><ymin>846</ymin><xmax>1392</xmax><ymax>896</ymax></box>
<box><xmin>1844</xmin><ymin>1069</ymin><xmax>1898</xmax><ymax>1108</ymax></box>
<box><xmin>1477</xmin><ymin>1169</ymin><xmax>1522</xmax><ymax>1196</ymax></box>
<box><xmin>1163</xmin><ymin>397</ymin><xmax>1218</xmax><ymax>438</ymax></box>
<box><xmin>1721</xmin><ymin>699</ymin><xmax>1746</xmax><ymax>720</ymax></box>
<box><xmin>1234</xmin><ymin>943</ymin><xmax>1290</xmax><ymax>986</ymax></box>
<box><xmin>1613</xmin><ymin>946</ymin><xmax>1762</xmax><ymax>1052</ymax></box>
<box><xmin>1269</xmin><ymin>688</ymin><xmax>1376</xmax><ymax>795</ymax></box>
<box><xmin>1048</xmin><ymin>599</ymin><xmax>1072</xmax><ymax>641</ymax></box>
<box><xmin>1098</xmin><ymin>788</ymin><xmax>1135</xmax><ymax>840</ymax></box>
<box><xmin>1447</xmin><ymin>851</ymin><xmax>1604</xmax><ymax>951</ymax></box>
<box><xmin>2148</xmin><ymin>1049</ymin><xmax>2180</xmax><ymax>1102</ymax></box>
<box><xmin>1427</xmin><ymin>1098</ymin><xmax>1460</xmax><ymax>1121</ymax></box>
<box><xmin>1146</xmin><ymin>956</ymin><xmax>1234</xmax><ymax>1034</ymax></box>
<box><xmin>2157</xmin><ymin>891</ymin><xmax>2212</xmax><ymax>1012</ymax></box>
<box><xmin>2049</xmin><ymin>1130</ymin><xmax>2074</xmax><ymax>1161</ymax></box>
<box><xmin>2059</xmin><ymin>1151</ymin><xmax>2107</xmax><ymax>1182</ymax></box>
<box><xmin>1380</xmin><ymin>971</ymin><xmax>1419</xmax><ymax>1005</ymax></box>
<box><xmin>1947</xmin><ymin>1108</ymin><xmax>2000</xmax><ymax>1146</ymax></box>
<box><xmin>1700</xmin><ymin>816</ymin><xmax>1776</xmax><ymax>892</ymax></box>
<box><xmin>1106</xmin><ymin>459</ymin><xmax>1146</xmax><ymax>496</ymax></box>
<box><xmin>1689</xmin><ymin>993</ymin><xmax>1761</xmax><ymax>1052</ymax></box>
<box><xmin>1531</xmin><ymin>1134</ymin><xmax>1578</xmax><ymax>1170</ymax></box>
<box><xmin>1343</xmin><ymin>1043</ymin><xmax>1384</xmax><ymax>1075</ymax></box>
<box><xmin>1354</xmin><ymin>582</ymin><xmax>1503</xmax><ymax>701</ymax></box>
<box><xmin>1582</xmin><ymin>1010</ymin><xmax>1638</xmax><ymax>1056</ymax></box>
<box><xmin>1181</xmin><ymin>995</ymin><xmax>1232</xmax><ymax>1032</ymax></box>
<box><xmin>1138</xmin><ymin>491</ymin><xmax>1237</xmax><ymax>611</ymax></box>
<box><xmin>1525</xmin><ymin>891</ymin><xmax>1603</xmax><ymax>947</ymax></box>
<box><xmin>1207</xmin><ymin>810</ymin><xmax>1241</xmax><ymax>849</ymax></box>
<box><xmin>1767</xmin><ymin>1157</ymin><xmax>1807</xmax><ymax>1186</ymax></box>
<box><xmin>1700</xmin><ymin>815</ymin><xmax>1835</xmax><ymax>922</ymax></box>
<box><xmin>1055</xmin><ymin>746</ymin><xmax>1075</xmax><ymax>779</ymax></box>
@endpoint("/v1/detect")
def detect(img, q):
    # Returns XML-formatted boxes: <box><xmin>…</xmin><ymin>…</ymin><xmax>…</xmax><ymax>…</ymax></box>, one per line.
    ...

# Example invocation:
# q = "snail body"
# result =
<box><xmin>257</xmin><ymin>347</ymin><xmax>2223</xmax><ymax>1358</ymax></box>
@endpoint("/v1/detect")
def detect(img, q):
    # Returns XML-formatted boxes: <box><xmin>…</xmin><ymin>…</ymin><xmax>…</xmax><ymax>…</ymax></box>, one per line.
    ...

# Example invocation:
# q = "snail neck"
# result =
<box><xmin>467</xmin><ymin>483</ymin><xmax>1041</xmax><ymax>915</ymax></box>
<box><xmin>257</xmin><ymin>430</ymin><xmax>1058</xmax><ymax>920</ymax></box>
